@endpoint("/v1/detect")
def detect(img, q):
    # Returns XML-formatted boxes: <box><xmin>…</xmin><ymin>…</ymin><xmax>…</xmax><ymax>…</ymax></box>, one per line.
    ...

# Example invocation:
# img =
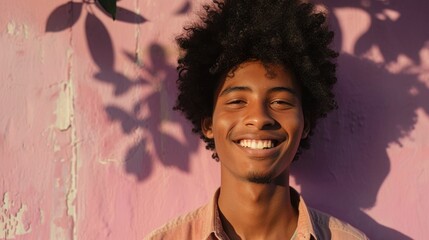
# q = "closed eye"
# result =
<box><xmin>225</xmin><ymin>99</ymin><xmax>247</xmax><ymax>109</ymax></box>
<box><xmin>270</xmin><ymin>100</ymin><xmax>293</xmax><ymax>109</ymax></box>
<box><xmin>227</xmin><ymin>99</ymin><xmax>246</xmax><ymax>104</ymax></box>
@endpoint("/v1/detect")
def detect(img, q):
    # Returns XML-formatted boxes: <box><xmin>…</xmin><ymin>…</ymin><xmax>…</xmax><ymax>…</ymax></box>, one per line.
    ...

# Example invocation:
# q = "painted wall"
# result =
<box><xmin>0</xmin><ymin>0</ymin><xmax>428</xmax><ymax>239</ymax></box>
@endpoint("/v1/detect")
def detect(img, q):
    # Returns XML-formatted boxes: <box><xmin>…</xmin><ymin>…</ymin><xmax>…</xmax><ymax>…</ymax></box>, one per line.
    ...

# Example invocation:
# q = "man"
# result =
<box><xmin>145</xmin><ymin>0</ymin><xmax>368</xmax><ymax>239</ymax></box>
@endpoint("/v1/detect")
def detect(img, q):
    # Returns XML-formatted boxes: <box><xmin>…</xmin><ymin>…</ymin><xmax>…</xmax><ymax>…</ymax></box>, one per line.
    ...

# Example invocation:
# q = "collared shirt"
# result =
<box><xmin>144</xmin><ymin>188</ymin><xmax>368</xmax><ymax>240</ymax></box>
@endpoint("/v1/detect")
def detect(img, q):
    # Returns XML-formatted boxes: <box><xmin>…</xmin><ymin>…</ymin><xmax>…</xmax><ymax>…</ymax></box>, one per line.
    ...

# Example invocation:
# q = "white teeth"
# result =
<box><xmin>239</xmin><ymin>140</ymin><xmax>275</xmax><ymax>149</ymax></box>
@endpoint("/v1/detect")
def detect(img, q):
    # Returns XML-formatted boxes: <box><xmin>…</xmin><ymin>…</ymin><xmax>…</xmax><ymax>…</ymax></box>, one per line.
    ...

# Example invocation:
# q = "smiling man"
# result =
<box><xmin>145</xmin><ymin>0</ymin><xmax>367</xmax><ymax>239</ymax></box>
<box><xmin>204</xmin><ymin>62</ymin><xmax>306</xmax><ymax>188</ymax></box>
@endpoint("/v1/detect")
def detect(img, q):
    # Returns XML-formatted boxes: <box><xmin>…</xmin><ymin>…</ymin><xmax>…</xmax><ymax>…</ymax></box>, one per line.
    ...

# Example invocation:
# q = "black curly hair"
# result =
<box><xmin>174</xmin><ymin>0</ymin><xmax>338</xmax><ymax>161</ymax></box>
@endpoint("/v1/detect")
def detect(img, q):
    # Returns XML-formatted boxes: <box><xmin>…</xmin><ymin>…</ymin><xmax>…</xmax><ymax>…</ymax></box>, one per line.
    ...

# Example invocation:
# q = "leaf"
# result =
<box><xmin>85</xmin><ymin>13</ymin><xmax>114</xmax><ymax>69</ymax></box>
<box><xmin>115</xmin><ymin>6</ymin><xmax>148</xmax><ymax>24</ymax></box>
<box><xmin>105</xmin><ymin>105</ymin><xmax>143</xmax><ymax>133</ymax></box>
<box><xmin>96</xmin><ymin>3</ymin><xmax>147</xmax><ymax>24</ymax></box>
<box><xmin>46</xmin><ymin>2</ymin><xmax>82</xmax><ymax>32</ymax></box>
<box><xmin>97</xmin><ymin>0</ymin><xmax>117</xmax><ymax>20</ymax></box>
<box><xmin>95</xmin><ymin>70</ymin><xmax>150</xmax><ymax>96</ymax></box>
<box><xmin>94</xmin><ymin>71</ymin><xmax>132</xmax><ymax>96</ymax></box>
<box><xmin>124</xmin><ymin>140</ymin><xmax>152</xmax><ymax>181</ymax></box>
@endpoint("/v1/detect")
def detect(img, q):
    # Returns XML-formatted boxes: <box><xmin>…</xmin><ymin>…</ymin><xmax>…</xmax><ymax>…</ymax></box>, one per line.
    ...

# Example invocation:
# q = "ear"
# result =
<box><xmin>301</xmin><ymin>118</ymin><xmax>310</xmax><ymax>139</ymax></box>
<box><xmin>201</xmin><ymin>117</ymin><xmax>214</xmax><ymax>139</ymax></box>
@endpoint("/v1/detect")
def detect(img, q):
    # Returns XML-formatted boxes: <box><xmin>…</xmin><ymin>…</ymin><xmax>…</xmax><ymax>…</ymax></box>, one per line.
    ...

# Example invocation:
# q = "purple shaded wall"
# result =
<box><xmin>0</xmin><ymin>0</ymin><xmax>427</xmax><ymax>239</ymax></box>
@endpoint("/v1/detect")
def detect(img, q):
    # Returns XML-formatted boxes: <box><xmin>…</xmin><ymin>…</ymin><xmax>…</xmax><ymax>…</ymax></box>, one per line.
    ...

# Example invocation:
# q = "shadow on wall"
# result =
<box><xmin>45</xmin><ymin>0</ymin><xmax>198</xmax><ymax>181</ymax></box>
<box><xmin>106</xmin><ymin>43</ymin><xmax>200</xmax><ymax>181</ymax></box>
<box><xmin>292</xmin><ymin>1</ymin><xmax>429</xmax><ymax>239</ymax></box>
<box><xmin>45</xmin><ymin>0</ymin><xmax>429</xmax><ymax>238</ymax></box>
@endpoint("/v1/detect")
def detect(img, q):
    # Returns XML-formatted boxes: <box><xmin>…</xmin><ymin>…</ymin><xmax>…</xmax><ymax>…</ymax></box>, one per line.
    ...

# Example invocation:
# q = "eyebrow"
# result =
<box><xmin>268</xmin><ymin>87</ymin><xmax>298</xmax><ymax>95</ymax></box>
<box><xmin>219</xmin><ymin>86</ymin><xmax>251</xmax><ymax>96</ymax></box>
<box><xmin>219</xmin><ymin>86</ymin><xmax>298</xmax><ymax>96</ymax></box>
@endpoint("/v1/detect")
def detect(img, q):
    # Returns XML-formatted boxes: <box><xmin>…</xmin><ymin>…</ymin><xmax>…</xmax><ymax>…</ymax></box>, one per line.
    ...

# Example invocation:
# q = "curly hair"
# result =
<box><xmin>174</xmin><ymin>0</ymin><xmax>338</xmax><ymax>161</ymax></box>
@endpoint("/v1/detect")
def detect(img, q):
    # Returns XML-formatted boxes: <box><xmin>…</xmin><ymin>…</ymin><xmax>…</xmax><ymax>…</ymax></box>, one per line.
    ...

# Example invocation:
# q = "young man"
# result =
<box><xmin>146</xmin><ymin>0</ymin><xmax>368</xmax><ymax>239</ymax></box>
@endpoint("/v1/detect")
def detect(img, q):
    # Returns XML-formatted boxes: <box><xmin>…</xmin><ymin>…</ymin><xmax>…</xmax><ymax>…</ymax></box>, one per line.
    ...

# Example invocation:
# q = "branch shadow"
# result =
<box><xmin>81</xmin><ymin>6</ymin><xmax>199</xmax><ymax>181</ymax></box>
<box><xmin>104</xmin><ymin>43</ymin><xmax>200</xmax><ymax>181</ymax></box>
<box><xmin>291</xmin><ymin>1</ymin><xmax>429</xmax><ymax>239</ymax></box>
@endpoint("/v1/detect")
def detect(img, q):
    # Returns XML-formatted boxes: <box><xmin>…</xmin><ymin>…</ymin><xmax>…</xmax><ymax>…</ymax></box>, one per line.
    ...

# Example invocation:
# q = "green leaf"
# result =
<box><xmin>97</xmin><ymin>0</ymin><xmax>117</xmax><ymax>20</ymax></box>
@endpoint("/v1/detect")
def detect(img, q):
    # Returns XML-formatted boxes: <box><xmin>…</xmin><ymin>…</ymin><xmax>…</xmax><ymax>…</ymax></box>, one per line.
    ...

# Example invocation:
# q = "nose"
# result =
<box><xmin>244</xmin><ymin>102</ymin><xmax>276</xmax><ymax>129</ymax></box>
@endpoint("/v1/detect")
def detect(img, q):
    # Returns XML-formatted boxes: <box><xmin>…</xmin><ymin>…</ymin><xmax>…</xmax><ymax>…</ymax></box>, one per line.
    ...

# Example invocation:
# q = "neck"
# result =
<box><xmin>218</xmin><ymin>170</ymin><xmax>297</xmax><ymax>240</ymax></box>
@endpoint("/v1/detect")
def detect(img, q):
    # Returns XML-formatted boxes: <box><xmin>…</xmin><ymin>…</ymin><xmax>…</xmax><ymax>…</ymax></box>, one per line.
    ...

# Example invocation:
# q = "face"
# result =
<box><xmin>202</xmin><ymin>61</ymin><xmax>309</xmax><ymax>184</ymax></box>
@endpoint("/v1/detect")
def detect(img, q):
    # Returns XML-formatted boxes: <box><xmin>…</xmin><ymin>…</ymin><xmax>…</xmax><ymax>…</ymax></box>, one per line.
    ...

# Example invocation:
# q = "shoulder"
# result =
<box><xmin>144</xmin><ymin>204</ymin><xmax>211</xmax><ymax>240</ymax></box>
<box><xmin>308</xmin><ymin>208</ymin><xmax>369</xmax><ymax>240</ymax></box>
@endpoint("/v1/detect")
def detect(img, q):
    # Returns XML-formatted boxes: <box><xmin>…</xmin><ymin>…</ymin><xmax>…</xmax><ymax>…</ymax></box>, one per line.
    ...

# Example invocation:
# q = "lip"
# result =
<box><xmin>235</xmin><ymin>143</ymin><xmax>283</xmax><ymax>160</ymax></box>
<box><xmin>232</xmin><ymin>133</ymin><xmax>286</xmax><ymax>160</ymax></box>
<box><xmin>233</xmin><ymin>132</ymin><xmax>285</xmax><ymax>142</ymax></box>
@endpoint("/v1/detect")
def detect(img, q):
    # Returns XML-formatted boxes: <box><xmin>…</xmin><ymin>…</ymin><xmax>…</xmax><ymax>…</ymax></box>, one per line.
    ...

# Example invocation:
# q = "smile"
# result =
<box><xmin>238</xmin><ymin>139</ymin><xmax>278</xmax><ymax>150</ymax></box>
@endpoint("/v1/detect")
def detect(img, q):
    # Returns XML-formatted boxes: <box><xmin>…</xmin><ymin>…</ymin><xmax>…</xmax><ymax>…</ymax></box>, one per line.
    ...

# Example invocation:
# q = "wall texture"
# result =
<box><xmin>0</xmin><ymin>0</ymin><xmax>428</xmax><ymax>239</ymax></box>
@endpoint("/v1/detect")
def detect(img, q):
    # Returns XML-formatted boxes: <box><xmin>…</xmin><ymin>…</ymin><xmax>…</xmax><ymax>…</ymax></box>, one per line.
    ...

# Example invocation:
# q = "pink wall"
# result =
<box><xmin>0</xmin><ymin>0</ymin><xmax>428</xmax><ymax>239</ymax></box>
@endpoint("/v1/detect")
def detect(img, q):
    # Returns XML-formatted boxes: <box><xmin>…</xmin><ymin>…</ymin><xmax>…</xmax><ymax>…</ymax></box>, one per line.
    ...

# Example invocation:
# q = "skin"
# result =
<box><xmin>202</xmin><ymin>61</ymin><xmax>309</xmax><ymax>239</ymax></box>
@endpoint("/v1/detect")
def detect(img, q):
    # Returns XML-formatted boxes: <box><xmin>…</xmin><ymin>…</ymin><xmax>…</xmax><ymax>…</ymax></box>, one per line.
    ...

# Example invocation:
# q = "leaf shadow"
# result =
<box><xmin>46</xmin><ymin>2</ymin><xmax>83</xmax><ymax>32</ymax></box>
<box><xmin>103</xmin><ymin>43</ymin><xmax>200</xmax><ymax>181</ymax></box>
<box><xmin>79</xmin><ymin>0</ymin><xmax>197</xmax><ymax>181</ymax></box>
<box><xmin>291</xmin><ymin>1</ymin><xmax>429</xmax><ymax>239</ymax></box>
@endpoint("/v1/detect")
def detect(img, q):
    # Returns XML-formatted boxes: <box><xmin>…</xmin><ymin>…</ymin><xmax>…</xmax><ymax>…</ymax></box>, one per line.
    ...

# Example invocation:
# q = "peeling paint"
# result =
<box><xmin>47</xmin><ymin>128</ymin><xmax>60</xmax><ymax>152</ymax></box>
<box><xmin>98</xmin><ymin>158</ymin><xmax>123</xmax><ymax>165</ymax></box>
<box><xmin>65</xmin><ymin>46</ymin><xmax>79</xmax><ymax>240</ymax></box>
<box><xmin>54</xmin><ymin>48</ymin><xmax>75</xmax><ymax>131</ymax></box>
<box><xmin>39</xmin><ymin>209</ymin><xmax>45</xmax><ymax>225</ymax></box>
<box><xmin>50</xmin><ymin>221</ymin><xmax>68</xmax><ymax>240</ymax></box>
<box><xmin>6</xmin><ymin>21</ymin><xmax>29</xmax><ymax>39</ymax></box>
<box><xmin>134</xmin><ymin>8</ymin><xmax>143</xmax><ymax>67</ymax></box>
<box><xmin>54</xmin><ymin>81</ymin><xmax>74</xmax><ymax>131</ymax></box>
<box><xmin>53</xmin><ymin>143</ymin><xmax>61</xmax><ymax>152</ymax></box>
<box><xmin>0</xmin><ymin>192</ymin><xmax>31</xmax><ymax>239</ymax></box>
<box><xmin>23</xmin><ymin>24</ymin><xmax>29</xmax><ymax>39</ymax></box>
<box><xmin>66</xmin><ymin>130</ymin><xmax>78</xmax><ymax>240</ymax></box>
<box><xmin>51</xmin><ymin>45</ymin><xmax>79</xmax><ymax>240</ymax></box>
<box><xmin>7</xmin><ymin>21</ymin><xmax>16</xmax><ymax>35</ymax></box>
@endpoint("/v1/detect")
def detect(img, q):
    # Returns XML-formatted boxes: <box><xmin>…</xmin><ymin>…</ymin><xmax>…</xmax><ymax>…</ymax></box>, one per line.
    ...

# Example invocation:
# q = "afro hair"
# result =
<box><xmin>174</xmin><ymin>0</ymin><xmax>338</xmax><ymax>160</ymax></box>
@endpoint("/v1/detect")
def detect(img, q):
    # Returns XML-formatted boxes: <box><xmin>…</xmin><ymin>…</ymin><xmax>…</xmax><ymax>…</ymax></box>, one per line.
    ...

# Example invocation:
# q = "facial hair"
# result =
<box><xmin>247</xmin><ymin>171</ymin><xmax>275</xmax><ymax>184</ymax></box>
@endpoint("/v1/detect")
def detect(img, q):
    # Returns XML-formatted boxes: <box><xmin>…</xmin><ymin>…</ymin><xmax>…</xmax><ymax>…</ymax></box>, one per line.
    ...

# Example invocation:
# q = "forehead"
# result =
<box><xmin>217</xmin><ymin>61</ymin><xmax>299</xmax><ymax>94</ymax></box>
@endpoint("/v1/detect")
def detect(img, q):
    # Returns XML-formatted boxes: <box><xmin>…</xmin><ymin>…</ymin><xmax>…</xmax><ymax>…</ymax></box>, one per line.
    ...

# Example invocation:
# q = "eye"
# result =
<box><xmin>270</xmin><ymin>99</ymin><xmax>293</xmax><ymax>110</ymax></box>
<box><xmin>227</xmin><ymin>99</ymin><xmax>246</xmax><ymax>104</ymax></box>
<box><xmin>226</xmin><ymin>99</ymin><xmax>247</xmax><ymax>108</ymax></box>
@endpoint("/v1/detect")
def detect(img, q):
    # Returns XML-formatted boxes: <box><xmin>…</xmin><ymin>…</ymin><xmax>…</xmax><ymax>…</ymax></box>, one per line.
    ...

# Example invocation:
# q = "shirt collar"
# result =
<box><xmin>291</xmin><ymin>187</ymin><xmax>317</xmax><ymax>239</ymax></box>
<box><xmin>204</xmin><ymin>187</ymin><xmax>317</xmax><ymax>240</ymax></box>
<box><xmin>202</xmin><ymin>188</ymin><xmax>227</xmax><ymax>240</ymax></box>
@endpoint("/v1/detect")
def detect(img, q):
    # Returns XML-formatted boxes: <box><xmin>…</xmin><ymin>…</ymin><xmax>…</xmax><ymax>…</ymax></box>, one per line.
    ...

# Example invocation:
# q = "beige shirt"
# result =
<box><xmin>145</xmin><ymin>188</ymin><xmax>368</xmax><ymax>240</ymax></box>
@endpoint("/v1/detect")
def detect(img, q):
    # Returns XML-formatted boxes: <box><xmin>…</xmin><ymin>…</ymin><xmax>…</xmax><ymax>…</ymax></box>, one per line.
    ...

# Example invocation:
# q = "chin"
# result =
<box><xmin>246</xmin><ymin>171</ymin><xmax>275</xmax><ymax>184</ymax></box>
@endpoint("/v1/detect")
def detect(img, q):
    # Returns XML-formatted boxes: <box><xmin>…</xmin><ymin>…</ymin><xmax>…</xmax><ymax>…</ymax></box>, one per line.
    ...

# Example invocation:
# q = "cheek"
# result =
<box><xmin>280</xmin><ymin>112</ymin><xmax>305</xmax><ymax>135</ymax></box>
<box><xmin>212</xmin><ymin>112</ymin><xmax>241</xmax><ymax>137</ymax></box>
